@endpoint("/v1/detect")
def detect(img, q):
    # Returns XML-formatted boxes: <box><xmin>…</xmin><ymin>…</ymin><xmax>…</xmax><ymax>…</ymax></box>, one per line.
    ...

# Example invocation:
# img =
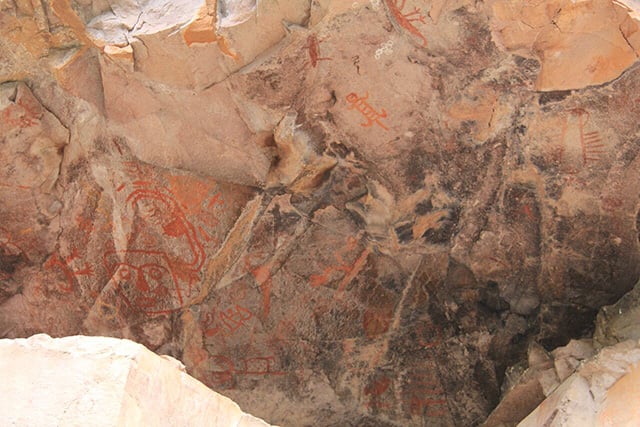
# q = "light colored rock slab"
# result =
<box><xmin>518</xmin><ymin>340</ymin><xmax>640</xmax><ymax>427</ymax></box>
<box><xmin>488</xmin><ymin>0</ymin><xmax>640</xmax><ymax>90</ymax></box>
<box><xmin>0</xmin><ymin>334</ymin><xmax>274</xmax><ymax>427</ymax></box>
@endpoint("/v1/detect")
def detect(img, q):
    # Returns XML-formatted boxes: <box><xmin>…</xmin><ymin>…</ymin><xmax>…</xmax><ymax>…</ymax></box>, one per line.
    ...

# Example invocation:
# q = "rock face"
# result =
<box><xmin>594</xmin><ymin>278</ymin><xmax>640</xmax><ymax>348</ymax></box>
<box><xmin>0</xmin><ymin>334</ymin><xmax>273</xmax><ymax>426</ymax></box>
<box><xmin>517</xmin><ymin>339</ymin><xmax>640</xmax><ymax>427</ymax></box>
<box><xmin>489</xmin><ymin>0</ymin><xmax>640</xmax><ymax>90</ymax></box>
<box><xmin>485</xmin><ymin>278</ymin><xmax>640</xmax><ymax>426</ymax></box>
<box><xmin>482</xmin><ymin>339</ymin><xmax>596</xmax><ymax>426</ymax></box>
<box><xmin>1</xmin><ymin>0</ymin><xmax>640</xmax><ymax>425</ymax></box>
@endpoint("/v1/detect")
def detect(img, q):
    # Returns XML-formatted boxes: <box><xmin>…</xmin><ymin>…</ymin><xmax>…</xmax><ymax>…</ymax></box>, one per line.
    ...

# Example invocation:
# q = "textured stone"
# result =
<box><xmin>2</xmin><ymin>0</ymin><xmax>640</xmax><ymax>426</ymax></box>
<box><xmin>594</xmin><ymin>278</ymin><xmax>640</xmax><ymax>348</ymax></box>
<box><xmin>484</xmin><ymin>338</ymin><xmax>599</xmax><ymax>426</ymax></box>
<box><xmin>488</xmin><ymin>0</ymin><xmax>640</xmax><ymax>90</ymax></box>
<box><xmin>519</xmin><ymin>340</ymin><xmax>640</xmax><ymax>427</ymax></box>
<box><xmin>0</xmin><ymin>334</ymin><xmax>273</xmax><ymax>426</ymax></box>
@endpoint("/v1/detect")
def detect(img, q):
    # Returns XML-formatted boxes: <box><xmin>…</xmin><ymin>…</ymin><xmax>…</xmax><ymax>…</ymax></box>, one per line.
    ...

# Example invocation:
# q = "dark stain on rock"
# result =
<box><xmin>0</xmin><ymin>252</ymin><xmax>23</xmax><ymax>275</ymax></box>
<box><xmin>394</xmin><ymin>222</ymin><xmax>414</xmax><ymax>244</ymax></box>
<box><xmin>328</xmin><ymin>141</ymin><xmax>350</xmax><ymax>158</ymax></box>
<box><xmin>404</xmin><ymin>147</ymin><xmax>430</xmax><ymax>192</ymax></box>
<box><xmin>422</xmin><ymin>206</ymin><xmax>460</xmax><ymax>244</ymax></box>
<box><xmin>637</xmin><ymin>207</ymin><xmax>640</xmax><ymax>243</ymax></box>
<box><xmin>537</xmin><ymin>303</ymin><xmax>598</xmax><ymax>350</ymax></box>
<box><xmin>270</xmin><ymin>204</ymin><xmax>301</xmax><ymax>232</ymax></box>
<box><xmin>538</xmin><ymin>90</ymin><xmax>572</xmax><ymax>105</ymax></box>
<box><xmin>414</xmin><ymin>198</ymin><xmax>433</xmax><ymax>215</ymax></box>
<box><xmin>514</xmin><ymin>55</ymin><xmax>541</xmax><ymax>79</ymax></box>
<box><xmin>479</xmin><ymin>281</ymin><xmax>510</xmax><ymax>313</ymax></box>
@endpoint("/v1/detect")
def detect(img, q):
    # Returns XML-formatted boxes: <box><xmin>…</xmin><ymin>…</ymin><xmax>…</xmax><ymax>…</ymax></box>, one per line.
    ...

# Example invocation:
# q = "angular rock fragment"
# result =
<box><xmin>0</xmin><ymin>334</ymin><xmax>274</xmax><ymax>426</ymax></box>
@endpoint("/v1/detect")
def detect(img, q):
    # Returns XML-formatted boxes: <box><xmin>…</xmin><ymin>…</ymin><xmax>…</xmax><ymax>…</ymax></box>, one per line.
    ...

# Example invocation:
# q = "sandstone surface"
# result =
<box><xmin>517</xmin><ymin>339</ymin><xmax>640</xmax><ymax>427</ymax></box>
<box><xmin>0</xmin><ymin>334</ymin><xmax>273</xmax><ymax>426</ymax></box>
<box><xmin>2</xmin><ymin>0</ymin><xmax>640</xmax><ymax>425</ymax></box>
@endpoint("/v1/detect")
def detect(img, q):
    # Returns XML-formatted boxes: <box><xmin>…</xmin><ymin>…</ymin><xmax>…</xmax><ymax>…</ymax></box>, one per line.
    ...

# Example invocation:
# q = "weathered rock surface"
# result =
<box><xmin>594</xmin><ymin>277</ymin><xmax>640</xmax><ymax>348</ymax></box>
<box><xmin>483</xmin><ymin>339</ymin><xmax>596</xmax><ymax>426</ymax></box>
<box><xmin>517</xmin><ymin>339</ymin><xmax>640</xmax><ymax>427</ymax></box>
<box><xmin>2</xmin><ymin>0</ymin><xmax>640</xmax><ymax>425</ymax></box>
<box><xmin>0</xmin><ymin>334</ymin><xmax>273</xmax><ymax>426</ymax></box>
<box><xmin>486</xmin><ymin>278</ymin><xmax>640</xmax><ymax>426</ymax></box>
<box><xmin>489</xmin><ymin>0</ymin><xmax>640</xmax><ymax>90</ymax></box>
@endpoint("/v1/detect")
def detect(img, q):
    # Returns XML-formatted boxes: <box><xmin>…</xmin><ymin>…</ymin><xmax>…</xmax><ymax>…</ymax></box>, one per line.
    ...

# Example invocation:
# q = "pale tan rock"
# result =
<box><xmin>550</xmin><ymin>339</ymin><xmax>596</xmax><ymax>382</ymax></box>
<box><xmin>554</xmin><ymin>356</ymin><xmax>581</xmax><ymax>383</ymax></box>
<box><xmin>538</xmin><ymin>368</ymin><xmax>561</xmax><ymax>397</ymax></box>
<box><xmin>518</xmin><ymin>375</ymin><xmax>596</xmax><ymax>427</ymax></box>
<box><xmin>266</xmin><ymin>112</ymin><xmax>314</xmax><ymax>187</ymax></box>
<box><xmin>482</xmin><ymin>345</ymin><xmax>559</xmax><ymax>427</ymax></box>
<box><xmin>52</xmin><ymin>48</ymin><xmax>105</xmax><ymax>112</ymax></box>
<box><xmin>518</xmin><ymin>340</ymin><xmax>640</xmax><ymax>427</ymax></box>
<box><xmin>287</xmin><ymin>155</ymin><xmax>338</xmax><ymax>196</ymax></box>
<box><xmin>0</xmin><ymin>82</ymin><xmax>68</xmax><ymax>191</ymax></box>
<box><xmin>215</xmin><ymin>0</ymin><xmax>310</xmax><ymax>67</ymax></box>
<box><xmin>0</xmin><ymin>334</ymin><xmax>274</xmax><ymax>427</ymax></box>
<box><xmin>596</xmin><ymin>361</ymin><xmax>640</xmax><ymax>425</ymax></box>
<box><xmin>98</xmin><ymin>57</ymin><xmax>271</xmax><ymax>185</ymax></box>
<box><xmin>528</xmin><ymin>342</ymin><xmax>553</xmax><ymax>369</ymax></box>
<box><xmin>85</xmin><ymin>0</ymin><xmax>282</xmax><ymax>184</ymax></box>
<box><xmin>484</xmin><ymin>339</ymin><xmax>597</xmax><ymax>426</ymax></box>
<box><xmin>551</xmin><ymin>339</ymin><xmax>596</xmax><ymax>362</ymax></box>
<box><xmin>182</xmin><ymin>0</ymin><xmax>220</xmax><ymax>47</ymax></box>
<box><xmin>103</xmin><ymin>45</ymin><xmax>133</xmax><ymax>62</ymax></box>
<box><xmin>489</xmin><ymin>0</ymin><xmax>640</xmax><ymax>90</ymax></box>
<box><xmin>481</xmin><ymin>369</ymin><xmax>545</xmax><ymax>427</ymax></box>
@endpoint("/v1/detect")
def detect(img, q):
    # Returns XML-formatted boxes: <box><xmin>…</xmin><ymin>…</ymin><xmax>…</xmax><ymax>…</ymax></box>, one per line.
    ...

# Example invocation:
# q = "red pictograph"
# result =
<box><xmin>126</xmin><ymin>186</ymin><xmax>205</xmax><ymax>281</ymax></box>
<box><xmin>364</xmin><ymin>375</ymin><xmax>392</xmax><ymax>409</ymax></box>
<box><xmin>581</xmin><ymin>130</ymin><xmax>605</xmax><ymax>164</ymax></box>
<box><xmin>310</xmin><ymin>235</ymin><xmax>370</xmax><ymax>295</ymax></box>
<box><xmin>0</xmin><ymin>88</ymin><xmax>42</xmax><ymax>129</ymax></box>
<box><xmin>568</xmin><ymin>108</ymin><xmax>605</xmax><ymax>165</ymax></box>
<box><xmin>44</xmin><ymin>250</ymin><xmax>93</xmax><ymax>293</ymax></box>
<box><xmin>104</xmin><ymin>250</ymin><xmax>183</xmax><ymax>314</ymax></box>
<box><xmin>403</xmin><ymin>369</ymin><xmax>448</xmax><ymax>417</ymax></box>
<box><xmin>305</xmin><ymin>34</ymin><xmax>332</xmax><ymax>68</ymax></box>
<box><xmin>363</xmin><ymin>307</ymin><xmax>393</xmax><ymax>339</ymax></box>
<box><xmin>207</xmin><ymin>354</ymin><xmax>285</xmax><ymax>388</ymax></box>
<box><xmin>554</xmin><ymin>108</ymin><xmax>606</xmax><ymax>172</ymax></box>
<box><xmin>105</xmin><ymin>183</ymin><xmax>207</xmax><ymax>315</ymax></box>
<box><xmin>207</xmin><ymin>193</ymin><xmax>224</xmax><ymax>210</ymax></box>
<box><xmin>416</xmin><ymin>320</ymin><xmax>443</xmax><ymax>349</ymax></box>
<box><xmin>113</xmin><ymin>141</ymin><xmax>123</xmax><ymax>156</ymax></box>
<box><xmin>0</xmin><ymin>227</ymin><xmax>29</xmax><ymax>280</ymax></box>
<box><xmin>601</xmin><ymin>196</ymin><xmax>624</xmax><ymax>212</ymax></box>
<box><xmin>251</xmin><ymin>264</ymin><xmax>273</xmax><ymax>318</ymax></box>
<box><xmin>201</xmin><ymin>304</ymin><xmax>254</xmax><ymax>337</ymax></box>
<box><xmin>0</xmin><ymin>228</ymin><xmax>27</xmax><ymax>257</ymax></box>
<box><xmin>346</xmin><ymin>92</ymin><xmax>389</xmax><ymax>130</ymax></box>
<box><xmin>409</xmin><ymin>396</ymin><xmax>448</xmax><ymax>417</ymax></box>
<box><xmin>384</xmin><ymin>0</ymin><xmax>428</xmax><ymax>47</ymax></box>
<box><xmin>208</xmin><ymin>355</ymin><xmax>236</xmax><ymax>386</ymax></box>
<box><xmin>242</xmin><ymin>248</ymin><xmax>276</xmax><ymax>319</ymax></box>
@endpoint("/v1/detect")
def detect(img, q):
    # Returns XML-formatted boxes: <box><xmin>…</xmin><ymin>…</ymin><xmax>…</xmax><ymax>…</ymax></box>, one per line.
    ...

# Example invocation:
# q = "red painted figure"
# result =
<box><xmin>306</xmin><ymin>34</ymin><xmax>332</xmax><ymax>67</ymax></box>
<box><xmin>385</xmin><ymin>0</ymin><xmax>428</xmax><ymax>47</ymax></box>
<box><xmin>346</xmin><ymin>92</ymin><xmax>389</xmax><ymax>130</ymax></box>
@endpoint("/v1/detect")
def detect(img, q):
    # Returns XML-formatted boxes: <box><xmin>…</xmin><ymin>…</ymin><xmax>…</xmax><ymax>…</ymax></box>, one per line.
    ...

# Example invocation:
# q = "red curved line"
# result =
<box><xmin>126</xmin><ymin>188</ymin><xmax>206</xmax><ymax>272</ymax></box>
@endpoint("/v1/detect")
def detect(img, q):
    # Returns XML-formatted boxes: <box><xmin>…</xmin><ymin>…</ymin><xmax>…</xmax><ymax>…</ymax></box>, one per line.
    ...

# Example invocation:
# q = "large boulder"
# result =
<box><xmin>518</xmin><ymin>339</ymin><xmax>640</xmax><ymax>427</ymax></box>
<box><xmin>0</xmin><ymin>334</ymin><xmax>273</xmax><ymax>427</ymax></box>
